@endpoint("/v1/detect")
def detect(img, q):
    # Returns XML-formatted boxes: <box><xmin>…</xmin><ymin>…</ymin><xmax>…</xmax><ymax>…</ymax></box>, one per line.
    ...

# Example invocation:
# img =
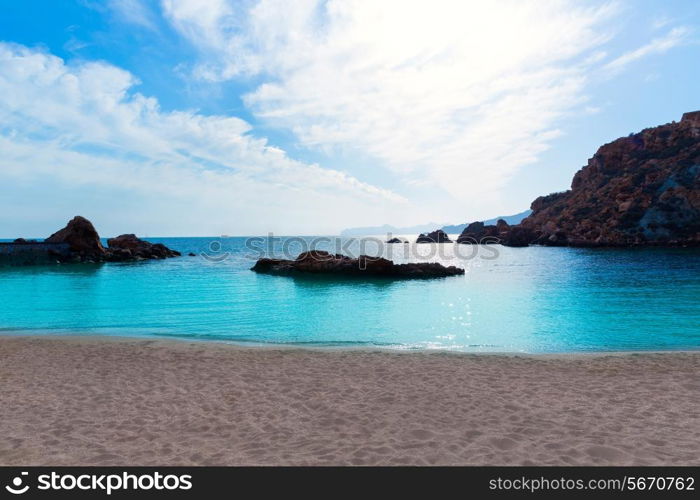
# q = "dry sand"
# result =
<box><xmin>0</xmin><ymin>335</ymin><xmax>698</xmax><ymax>466</ymax></box>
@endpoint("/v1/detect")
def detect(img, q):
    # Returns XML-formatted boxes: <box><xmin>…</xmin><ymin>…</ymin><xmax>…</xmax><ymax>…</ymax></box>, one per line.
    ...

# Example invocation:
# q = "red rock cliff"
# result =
<box><xmin>513</xmin><ymin>112</ymin><xmax>700</xmax><ymax>246</ymax></box>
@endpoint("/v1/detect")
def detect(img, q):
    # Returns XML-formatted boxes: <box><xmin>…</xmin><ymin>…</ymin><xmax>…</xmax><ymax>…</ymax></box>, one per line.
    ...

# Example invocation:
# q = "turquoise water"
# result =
<box><xmin>0</xmin><ymin>237</ymin><xmax>698</xmax><ymax>353</ymax></box>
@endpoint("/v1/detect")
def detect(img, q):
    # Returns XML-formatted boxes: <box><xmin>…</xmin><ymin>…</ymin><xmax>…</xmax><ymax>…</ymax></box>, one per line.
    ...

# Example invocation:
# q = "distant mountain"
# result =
<box><xmin>441</xmin><ymin>210</ymin><xmax>532</xmax><ymax>234</ymax></box>
<box><xmin>339</xmin><ymin>210</ymin><xmax>531</xmax><ymax>237</ymax></box>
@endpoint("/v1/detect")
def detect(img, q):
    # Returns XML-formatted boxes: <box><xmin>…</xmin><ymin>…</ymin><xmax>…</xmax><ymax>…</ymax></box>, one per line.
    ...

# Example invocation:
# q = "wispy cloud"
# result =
<box><xmin>161</xmin><ymin>0</ymin><xmax>695</xmax><ymax>215</ymax></box>
<box><xmin>162</xmin><ymin>0</ymin><xmax>623</xmax><ymax>206</ymax></box>
<box><xmin>107</xmin><ymin>0</ymin><xmax>161</xmax><ymax>31</ymax></box>
<box><xmin>0</xmin><ymin>43</ymin><xmax>405</xmax><ymax>234</ymax></box>
<box><xmin>603</xmin><ymin>26</ymin><xmax>690</xmax><ymax>73</ymax></box>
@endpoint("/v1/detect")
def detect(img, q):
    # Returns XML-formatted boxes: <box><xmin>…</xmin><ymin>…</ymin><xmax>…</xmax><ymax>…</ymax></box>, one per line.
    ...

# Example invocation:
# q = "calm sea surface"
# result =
<box><xmin>0</xmin><ymin>236</ymin><xmax>698</xmax><ymax>353</ymax></box>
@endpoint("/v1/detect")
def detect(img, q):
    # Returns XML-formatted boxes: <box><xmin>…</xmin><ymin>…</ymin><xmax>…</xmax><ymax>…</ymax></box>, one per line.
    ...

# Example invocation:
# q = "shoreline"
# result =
<box><xmin>2</xmin><ymin>332</ymin><xmax>700</xmax><ymax>358</ymax></box>
<box><xmin>1</xmin><ymin>335</ymin><xmax>698</xmax><ymax>466</ymax></box>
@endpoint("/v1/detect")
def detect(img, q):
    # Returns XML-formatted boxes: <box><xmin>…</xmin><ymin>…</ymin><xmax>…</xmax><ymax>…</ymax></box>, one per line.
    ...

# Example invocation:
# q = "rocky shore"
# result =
<box><xmin>251</xmin><ymin>250</ymin><xmax>464</xmax><ymax>279</ymax></box>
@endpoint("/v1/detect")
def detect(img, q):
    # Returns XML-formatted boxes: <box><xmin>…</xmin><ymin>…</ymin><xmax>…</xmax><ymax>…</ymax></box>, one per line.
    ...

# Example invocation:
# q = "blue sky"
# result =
<box><xmin>0</xmin><ymin>0</ymin><xmax>698</xmax><ymax>236</ymax></box>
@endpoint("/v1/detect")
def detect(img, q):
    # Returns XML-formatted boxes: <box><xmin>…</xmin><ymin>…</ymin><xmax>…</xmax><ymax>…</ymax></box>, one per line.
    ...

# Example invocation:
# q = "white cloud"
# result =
<box><xmin>162</xmin><ymin>0</ymin><xmax>625</xmax><ymax>206</ymax></box>
<box><xmin>603</xmin><ymin>27</ymin><xmax>690</xmax><ymax>73</ymax></box>
<box><xmin>0</xmin><ymin>43</ymin><xmax>406</xmax><ymax>235</ymax></box>
<box><xmin>163</xmin><ymin>0</ymin><xmax>695</xmax><ymax>216</ymax></box>
<box><xmin>108</xmin><ymin>0</ymin><xmax>160</xmax><ymax>30</ymax></box>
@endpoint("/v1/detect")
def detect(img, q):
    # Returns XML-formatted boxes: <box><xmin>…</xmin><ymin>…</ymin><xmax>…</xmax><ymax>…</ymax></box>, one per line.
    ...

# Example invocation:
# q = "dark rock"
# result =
<box><xmin>416</xmin><ymin>230</ymin><xmax>452</xmax><ymax>243</ymax></box>
<box><xmin>681</xmin><ymin>111</ymin><xmax>700</xmax><ymax>126</ymax></box>
<box><xmin>386</xmin><ymin>237</ymin><xmax>404</xmax><ymax>243</ymax></box>
<box><xmin>251</xmin><ymin>250</ymin><xmax>464</xmax><ymax>279</ymax></box>
<box><xmin>107</xmin><ymin>234</ymin><xmax>181</xmax><ymax>260</ymax></box>
<box><xmin>188</xmin><ymin>252</ymin><xmax>196</xmax><ymax>256</ymax></box>
<box><xmin>496</xmin><ymin>219</ymin><xmax>510</xmax><ymax>233</ymax></box>
<box><xmin>456</xmin><ymin>221</ymin><xmax>501</xmax><ymax>244</ymax></box>
<box><xmin>42</xmin><ymin>216</ymin><xmax>181</xmax><ymax>263</ymax></box>
<box><xmin>464</xmin><ymin>221</ymin><xmax>485</xmax><ymax>235</ymax></box>
<box><xmin>500</xmin><ymin>226</ymin><xmax>539</xmax><ymax>247</ymax></box>
<box><xmin>106</xmin><ymin>248</ymin><xmax>133</xmax><ymax>261</ymax></box>
<box><xmin>46</xmin><ymin>216</ymin><xmax>106</xmax><ymax>260</ymax></box>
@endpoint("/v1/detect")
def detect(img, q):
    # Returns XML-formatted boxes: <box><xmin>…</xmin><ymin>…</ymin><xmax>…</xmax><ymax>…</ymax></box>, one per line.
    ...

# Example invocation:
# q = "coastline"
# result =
<box><xmin>1</xmin><ymin>335</ymin><xmax>698</xmax><ymax>466</ymax></box>
<box><xmin>3</xmin><ymin>331</ymin><xmax>700</xmax><ymax>357</ymax></box>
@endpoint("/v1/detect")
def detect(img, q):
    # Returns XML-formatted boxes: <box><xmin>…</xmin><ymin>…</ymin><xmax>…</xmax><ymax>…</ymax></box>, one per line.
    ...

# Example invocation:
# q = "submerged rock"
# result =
<box><xmin>0</xmin><ymin>241</ymin><xmax>71</xmax><ymax>266</ymax></box>
<box><xmin>251</xmin><ymin>250</ymin><xmax>464</xmax><ymax>279</ymax></box>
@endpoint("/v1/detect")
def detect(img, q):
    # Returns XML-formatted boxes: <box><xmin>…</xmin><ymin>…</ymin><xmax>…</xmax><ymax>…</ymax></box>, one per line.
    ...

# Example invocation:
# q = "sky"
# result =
<box><xmin>0</xmin><ymin>0</ymin><xmax>699</xmax><ymax>237</ymax></box>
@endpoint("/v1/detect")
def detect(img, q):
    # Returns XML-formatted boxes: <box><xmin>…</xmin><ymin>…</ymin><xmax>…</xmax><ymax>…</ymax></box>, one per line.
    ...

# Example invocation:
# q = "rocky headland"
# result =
<box><xmin>455</xmin><ymin>111</ymin><xmax>700</xmax><ymax>247</ymax></box>
<box><xmin>251</xmin><ymin>250</ymin><xmax>464</xmax><ymax>279</ymax></box>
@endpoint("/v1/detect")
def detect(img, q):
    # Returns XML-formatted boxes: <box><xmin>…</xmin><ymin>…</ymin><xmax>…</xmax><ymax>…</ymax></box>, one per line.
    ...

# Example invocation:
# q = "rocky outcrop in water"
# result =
<box><xmin>107</xmin><ymin>234</ymin><xmax>180</xmax><ymax>260</ymax></box>
<box><xmin>416</xmin><ymin>229</ymin><xmax>452</xmax><ymax>243</ymax></box>
<box><xmin>251</xmin><ymin>250</ymin><xmax>464</xmax><ymax>279</ymax></box>
<box><xmin>13</xmin><ymin>216</ymin><xmax>181</xmax><ymax>264</ymax></box>
<box><xmin>502</xmin><ymin>111</ymin><xmax>700</xmax><ymax>247</ymax></box>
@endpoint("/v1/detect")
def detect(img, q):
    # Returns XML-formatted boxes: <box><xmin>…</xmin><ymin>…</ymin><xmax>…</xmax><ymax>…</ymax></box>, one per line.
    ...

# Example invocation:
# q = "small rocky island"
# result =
<box><xmin>252</xmin><ymin>250</ymin><xmax>464</xmax><ymax>279</ymax></box>
<box><xmin>1</xmin><ymin>216</ymin><xmax>180</xmax><ymax>265</ymax></box>
<box><xmin>416</xmin><ymin>229</ymin><xmax>452</xmax><ymax>243</ymax></box>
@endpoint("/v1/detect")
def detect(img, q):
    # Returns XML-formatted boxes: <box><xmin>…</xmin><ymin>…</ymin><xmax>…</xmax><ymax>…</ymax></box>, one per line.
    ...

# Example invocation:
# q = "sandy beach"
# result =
<box><xmin>0</xmin><ymin>336</ymin><xmax>698</xmax><ymax>466</ymax></box>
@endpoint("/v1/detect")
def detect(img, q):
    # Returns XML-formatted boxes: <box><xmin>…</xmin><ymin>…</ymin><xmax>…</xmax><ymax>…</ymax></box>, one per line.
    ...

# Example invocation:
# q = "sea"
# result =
<box><xmin>0</xmin><ymin>236</ymin><xmax>698</xmax><ymax>353</ymax></box>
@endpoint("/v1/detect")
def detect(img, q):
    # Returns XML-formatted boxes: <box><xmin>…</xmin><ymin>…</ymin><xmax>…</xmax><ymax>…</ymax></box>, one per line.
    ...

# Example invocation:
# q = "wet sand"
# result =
<box><xmin>0</xmin><ymin>336</ymin><xmax>698</xmax><ymax>465</ymax></box>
